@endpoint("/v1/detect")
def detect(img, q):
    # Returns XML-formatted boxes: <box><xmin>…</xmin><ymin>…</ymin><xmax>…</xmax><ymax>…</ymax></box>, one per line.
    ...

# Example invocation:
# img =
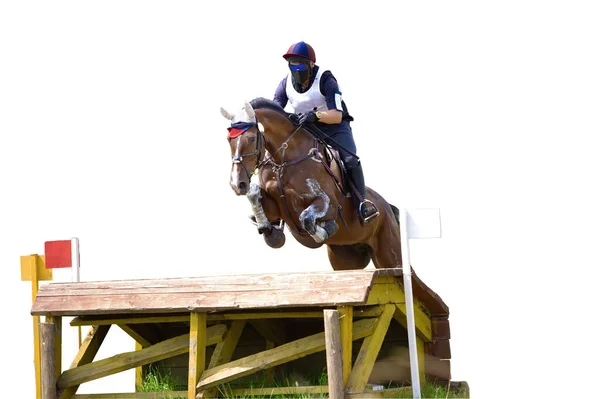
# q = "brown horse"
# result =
<box><xmin>221</xmin><ymin>98</ymin><xmax>403</xmax><ymax>270</ymax></box>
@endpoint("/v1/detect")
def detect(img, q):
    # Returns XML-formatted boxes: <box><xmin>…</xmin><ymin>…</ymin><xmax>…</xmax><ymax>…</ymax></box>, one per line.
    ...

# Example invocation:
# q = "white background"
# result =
<box><xmin>1</xmin><ymin>1</ymin><xmax>599</xmax><ymax>398</ymax></box>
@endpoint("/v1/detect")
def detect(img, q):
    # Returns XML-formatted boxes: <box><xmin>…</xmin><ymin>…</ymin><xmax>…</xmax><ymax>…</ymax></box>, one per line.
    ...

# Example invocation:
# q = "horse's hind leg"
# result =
<box><xmin>370</xmin><ymin>213</ymin><xmax>403</xmax><ymax>268</ymax></box>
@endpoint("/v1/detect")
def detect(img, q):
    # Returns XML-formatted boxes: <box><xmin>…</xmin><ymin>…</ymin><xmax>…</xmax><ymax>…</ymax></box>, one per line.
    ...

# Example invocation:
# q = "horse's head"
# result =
<box><xmin>221</xmin><ymin>101</ymin><xmax>264</xmax><ymax>196</ymax></box>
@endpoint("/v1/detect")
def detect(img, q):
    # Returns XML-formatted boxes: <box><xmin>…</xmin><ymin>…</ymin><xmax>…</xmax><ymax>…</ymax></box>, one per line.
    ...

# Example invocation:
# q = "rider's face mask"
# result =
<box><xmin>289</xmin><ymin>62</ymin><xmax>311</xmax><ymax>85</ymax></box>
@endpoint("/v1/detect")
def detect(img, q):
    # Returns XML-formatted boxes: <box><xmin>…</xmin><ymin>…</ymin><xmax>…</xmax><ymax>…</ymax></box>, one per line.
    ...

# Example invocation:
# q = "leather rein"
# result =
<box><xmin>230</xmin><ymin>120</ymin><xmax>346</xmax><ymax>236</ymax></box>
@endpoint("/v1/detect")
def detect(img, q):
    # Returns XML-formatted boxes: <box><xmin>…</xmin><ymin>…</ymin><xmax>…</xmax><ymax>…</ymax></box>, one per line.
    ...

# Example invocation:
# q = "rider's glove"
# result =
<box><xmin>297</xmin><ymin>110</ymin><xmax>318</xmax><ymax>125</ymax></box>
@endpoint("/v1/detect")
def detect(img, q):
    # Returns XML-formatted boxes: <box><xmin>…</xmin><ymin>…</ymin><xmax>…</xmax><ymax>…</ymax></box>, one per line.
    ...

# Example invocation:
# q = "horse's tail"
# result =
<box><xmin>389</xmin><ymin>203</ymin><xmax>400</xmax><ymax>226</ymax></box>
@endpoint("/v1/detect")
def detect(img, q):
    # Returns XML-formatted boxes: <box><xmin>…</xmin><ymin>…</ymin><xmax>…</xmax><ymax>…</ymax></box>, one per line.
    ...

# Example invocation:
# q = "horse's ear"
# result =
<box><xmin>244</xmin><ymin>101</ymin><xmax>255</xmax><ymax>120</ymax></box>
<box><xmin>220</xmin><ymin>107</ymin><xmax>234</xmax><ymax>121</ymax></box>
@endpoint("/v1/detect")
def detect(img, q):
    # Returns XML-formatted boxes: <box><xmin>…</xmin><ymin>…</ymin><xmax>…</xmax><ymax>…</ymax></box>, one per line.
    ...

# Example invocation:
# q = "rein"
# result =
<box><xmin>229</xmin><ymin>117</ymin><xmax>348</xmax><ymax>236</ymax></box>
<box><xmin>260</xmin><ymin>125</ymin><xmax>347</xmax><ymax>236</ymax></box>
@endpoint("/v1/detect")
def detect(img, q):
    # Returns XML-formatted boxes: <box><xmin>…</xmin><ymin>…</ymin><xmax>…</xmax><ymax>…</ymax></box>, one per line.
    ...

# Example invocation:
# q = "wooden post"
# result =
<box><xmin>324</xmin><ymin>310</ymin><xmax>343</xmax><ymax>399</ymax></box>
<box><xmin>337</xmin><ymin>305</ymin><xmax>353</xmax><ymax>386</ymax></box>
<box><xmin>40</xmin><ymin>322</ymin><xmax>57</xmax><ymax>399</ymax></box>
<box><xmin>32</xmin><ymin>261</ymin><xmax>42</xmax><ymax>399</ymax></box>
<box><xmin>188</xmin><ymin>312</ymin><xmax>207</xmax><ymax>399</ymax></box>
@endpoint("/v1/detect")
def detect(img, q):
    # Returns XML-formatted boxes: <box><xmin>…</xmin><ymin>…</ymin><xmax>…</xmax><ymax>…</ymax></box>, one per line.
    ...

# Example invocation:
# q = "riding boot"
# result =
<box><xmin>347</xmin><ymin>163</ymin><xmax>379</xmax><ymax>223</ymax></box>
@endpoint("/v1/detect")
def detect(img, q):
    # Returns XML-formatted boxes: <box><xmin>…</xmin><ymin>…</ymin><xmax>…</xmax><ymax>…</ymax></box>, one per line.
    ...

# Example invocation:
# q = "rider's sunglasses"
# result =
<box><xmin>289</xmin><ymin>63</ymin><xmax>309</xmax><ymax>72</ymax></box>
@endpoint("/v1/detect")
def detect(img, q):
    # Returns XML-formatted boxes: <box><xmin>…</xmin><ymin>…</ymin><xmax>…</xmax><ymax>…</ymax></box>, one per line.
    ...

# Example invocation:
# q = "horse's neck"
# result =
<box><xmin>259</xmin><ymin>113</ymin><xmax>314</xmax><ymax>162</ymax></box>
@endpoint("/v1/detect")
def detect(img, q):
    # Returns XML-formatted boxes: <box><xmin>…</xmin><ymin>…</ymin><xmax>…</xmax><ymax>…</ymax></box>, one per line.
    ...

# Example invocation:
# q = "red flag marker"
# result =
<box><xmin>44</xmin><ymin>240</ymin><xmax>72</xmax><ymax>268</ymax></box>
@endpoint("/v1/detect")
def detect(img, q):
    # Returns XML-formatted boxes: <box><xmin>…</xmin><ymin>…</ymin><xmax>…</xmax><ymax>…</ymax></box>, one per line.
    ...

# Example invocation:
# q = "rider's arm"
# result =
<box><xmin>316</xmin><ymin>109</ymin><xmax>342</xmax><ymax>124</ymax></box>
<box><xmin>319</xmin><ymin>72</ymin><xmax>344</xmax><ymax>124</ymax></box>
<box><xmin>273</xmin><ymin>78</ymin><xmax>288</xmax><ymax>109</ymax></box>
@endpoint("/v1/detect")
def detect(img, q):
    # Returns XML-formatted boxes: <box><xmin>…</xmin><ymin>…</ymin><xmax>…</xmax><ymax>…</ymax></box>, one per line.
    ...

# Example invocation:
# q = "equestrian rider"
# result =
<box><xmin>273</xmin><ymin>41</ymin><xmax>379</xmax><ymax>223</ymax></box>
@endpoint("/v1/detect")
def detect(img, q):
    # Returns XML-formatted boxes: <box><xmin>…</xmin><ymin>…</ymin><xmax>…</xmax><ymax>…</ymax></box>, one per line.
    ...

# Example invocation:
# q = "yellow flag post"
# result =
<box><xmin>21</xmin><ymin>254</ymin><xmax>53</xmax><ymax>399</ymax></box>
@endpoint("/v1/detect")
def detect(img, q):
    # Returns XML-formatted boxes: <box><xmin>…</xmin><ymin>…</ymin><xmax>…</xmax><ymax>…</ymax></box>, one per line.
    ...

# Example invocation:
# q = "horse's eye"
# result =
<box><xmin>249</xmin><ymin>137</ymin><xmax>256</xmax><ymax>143</ymax></box>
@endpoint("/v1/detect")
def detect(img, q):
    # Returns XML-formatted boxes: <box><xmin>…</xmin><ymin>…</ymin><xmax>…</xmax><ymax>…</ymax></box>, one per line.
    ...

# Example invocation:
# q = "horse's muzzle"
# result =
<box><xmin>231</xmin><ymin>181</ymin><xmax>247</xmax><ymax>196</ymax></box>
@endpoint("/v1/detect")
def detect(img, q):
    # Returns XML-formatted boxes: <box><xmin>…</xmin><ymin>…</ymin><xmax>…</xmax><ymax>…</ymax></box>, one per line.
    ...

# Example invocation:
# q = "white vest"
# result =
<box><xmin>285</xmin><ymin>67</ymin><xmax>328</xmax><ymax>114</ymax></box>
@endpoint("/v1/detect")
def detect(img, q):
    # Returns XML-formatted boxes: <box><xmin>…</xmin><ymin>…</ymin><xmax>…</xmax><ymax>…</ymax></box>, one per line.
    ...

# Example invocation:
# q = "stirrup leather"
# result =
<box><xmin>359</xmin><ymin>200</ymin><xmax>380</xmax><ymax>222</ymax></box>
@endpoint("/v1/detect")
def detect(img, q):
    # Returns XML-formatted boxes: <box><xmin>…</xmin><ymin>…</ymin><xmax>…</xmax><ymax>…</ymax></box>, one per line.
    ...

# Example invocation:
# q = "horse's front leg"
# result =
<box><xmin>299</xmin><ymin>179</ymin><xmax>339</xmax><ymax>243</ymax></box>
<box><xmin>247</xmin><ymin>182</ymin><xmax>286</xmax><ymax>248</ymax></box>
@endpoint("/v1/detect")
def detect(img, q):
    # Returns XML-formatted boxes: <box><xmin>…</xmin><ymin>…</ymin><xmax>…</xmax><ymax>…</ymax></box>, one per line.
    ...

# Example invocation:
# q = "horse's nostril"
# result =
<box><xmin>238</xmin><ymin>182</ymin><xmax>247</xmax><ymax>192</ymax></box>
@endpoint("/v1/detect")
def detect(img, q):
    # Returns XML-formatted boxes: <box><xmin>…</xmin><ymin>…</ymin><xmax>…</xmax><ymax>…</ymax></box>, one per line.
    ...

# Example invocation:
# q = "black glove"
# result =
<box><xmin>298</xmin><ymin>110</ymin><xmax>318</xmax><ymax>125</ymax></box>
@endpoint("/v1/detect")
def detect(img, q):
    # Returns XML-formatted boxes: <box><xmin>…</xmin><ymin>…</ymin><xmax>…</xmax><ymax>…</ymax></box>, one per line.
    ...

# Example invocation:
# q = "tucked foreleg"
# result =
<box><xmin>247</xmin><ymin>182</ymin><xmax>286</xmax><ymax>248</ymax></box>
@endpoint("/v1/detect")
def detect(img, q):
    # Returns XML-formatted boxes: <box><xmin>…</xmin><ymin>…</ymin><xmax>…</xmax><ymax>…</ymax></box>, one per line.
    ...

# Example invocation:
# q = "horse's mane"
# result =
<box><xmin>250</xmin><ymin>97</ymin><xmax>290</xmax><ymax>118</ymax></box>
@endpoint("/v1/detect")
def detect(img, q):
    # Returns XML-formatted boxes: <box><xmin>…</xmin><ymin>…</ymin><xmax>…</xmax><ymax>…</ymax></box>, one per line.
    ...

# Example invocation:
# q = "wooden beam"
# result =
<box><xmin>188</xmin><ymin>313</ymin><xmax>207</xmax><ymax>399</ymax></box>
<box><xmin>346</xmin><ymin>304</ymin><xmax>396</xmax><ymax>394</ymax></box>
<box><xmin>229</xmin><ymin>386</ymin><xmax>328</xmax><ymax>396</ymax></box>
<box><xmin>417</xmin><ymin>337</ymin><xmax>426</xmax><ymax>383</ymax></box>
<box><xmin>70</xmin><ymin>314</ymin><xmax>190</xmax><ymax>326</ymax></box>
<box><xmin>70</xmin><ymin>307</ymin><xmax>384</xmax><ymax>326</ymax></box>
<box><xmin>201</xmin><ymin>320</ymin><xmax>246</xmax><ymax>398</ymax></box>
<box><xmin>324</xmin><ymin>310</ymin><xmax>343</xmax><ymax>399</ymax></box>
<box><xmin>60</xmin><ymin>325</ymin><xmax>111</xmax><ymax>399</ymax></box>
<box><xmin>337</xmin><ymin>305</ymin><xmax>353</xmax><ymax>386</ymax></box>
<box><xmin>197</xmin><ymin>318</ymin><xmax>378</xmax><ymax>390</ymax></box>
<box><xmin>249</xmin><ymin>319</ymin><xmax>287</xmax><ymax>345</ymax></box>
<box><xmin>57</xmin><ymin>324</ymin><xmax>226</xmax><ymax>389</ymax></box>
<box><xmin>41</xmin><ymin>322</ymin><xmax>57</xmax><ymax>399</ymax></box>
<box><xmin>73</xmin><ymin>393</ymin><xmax>187</xmax><ymax>399</ymax></box>
<box><xmin>366</xmin><ymin>283</ymin><xmax>432</xmax><ymax>342</ymax></box>
<box><xmin>118</xmin><ymin>324</ymin><xmax>152</xmax><ymax>348</ymax></box>
<box><xmin>207</xmin><ymin>321</ymin><xmax>245</xmax><ymax>369</ymax></box>
<box><xmin>394</xmin><ymin>303</ymin><xmax>432</xmax><ymax>342</ymax></box>
<box><xmin>46</xmin><ymin>315</ymin><xmax>63</xmax><ymax>380</ymax></box>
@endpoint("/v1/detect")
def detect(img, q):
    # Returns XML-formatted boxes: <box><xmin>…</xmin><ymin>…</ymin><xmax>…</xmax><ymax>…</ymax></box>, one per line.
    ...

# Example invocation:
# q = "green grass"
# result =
<box><xmin>138</xmin><ymin>367</ymin><xmax>469</xmax><ymax>398</ymax></box>
<box><xmin>137</xmin><ymin>364</ymin><xmax>186</xmax><ymax>399</ymax></box>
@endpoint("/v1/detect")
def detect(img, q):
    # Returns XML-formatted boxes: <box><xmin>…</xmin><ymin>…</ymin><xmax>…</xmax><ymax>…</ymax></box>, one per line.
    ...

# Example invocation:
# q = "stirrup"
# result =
<box><xmin>359</xmin><ymin>200</ymin><xmax>380</xmax><ymax>223</ymax></box>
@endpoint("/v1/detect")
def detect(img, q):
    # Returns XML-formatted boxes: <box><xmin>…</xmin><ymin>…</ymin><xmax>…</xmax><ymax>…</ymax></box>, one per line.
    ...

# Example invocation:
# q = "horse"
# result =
<box><xmin>221</xmin><ymin>97</ymin><xmax>403</xmax><ymax>270</ymax></box>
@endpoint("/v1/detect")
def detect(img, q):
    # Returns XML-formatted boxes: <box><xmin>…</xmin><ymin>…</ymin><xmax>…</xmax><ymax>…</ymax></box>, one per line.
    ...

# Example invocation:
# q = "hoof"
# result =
<box><xmin>264</xmin><ymin>227</ymin><xmax>286</xmax><ymax>248</ymax></box>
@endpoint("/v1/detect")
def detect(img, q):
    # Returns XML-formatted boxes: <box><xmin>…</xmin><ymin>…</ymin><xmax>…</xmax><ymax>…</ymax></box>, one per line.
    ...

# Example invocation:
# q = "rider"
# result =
<box><xmin>273</xmin><ymin>41</ymin><xmax>379</xmax><ymax>223</ymax></box>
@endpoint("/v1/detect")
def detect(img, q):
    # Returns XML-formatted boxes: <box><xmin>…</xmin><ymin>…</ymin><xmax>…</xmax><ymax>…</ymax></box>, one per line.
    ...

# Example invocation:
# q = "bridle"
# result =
<box><xmin>228</xmin><ymin>119</ymin><xmax>265</xmax><ymax>181</ymax></box>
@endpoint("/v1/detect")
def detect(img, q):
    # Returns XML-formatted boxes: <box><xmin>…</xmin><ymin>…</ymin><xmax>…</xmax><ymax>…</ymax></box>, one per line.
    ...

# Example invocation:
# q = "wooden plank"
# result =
<box><xmin>71</xmin><ymin>314</ymin><xmax>190</xmax><ymax>326</ymax></box>
<box><xmin>38</xmin><ymin>270</ymin><xmax>384</xmax><ymax>294</ymax></box>
<box><xmin>118</xmin><ymin>324</ymin><xmax>152</xmax><ymax>348</ymax></box>
<box><xmin>188</xmin><ymin>313</ymin><xmax>207</xmax><ymax>399</ymax></box>
<box><xmin>36</xmin><ymin>283</ymin><xmax>370</xmax><ymax>297</ymax></box>
<box><xmin>70</xmin><ymin>307</ymin><xmax>385</xmax><ymax>326</ymax></box>
<box><xmin>417</xmin><ymin>337</ymin><xmax>426</xmax><ymax>383</ymax></box>
<box><xmin>337</xmin><ymin>305</ymin><xmax>353</xmax><ymax>386</ymax></box>
<box><xmin>41</xmin><ymin>322</ymin><xmax>57</xmax><ymax>399</ymax></box>
<box><xmin>347</xmin><ymin>387</ymin><xmax>413</xmax><ymax>398</ymax></box>
<box><xmin>73</xmin><ymin>393</ymin><xmax>187</xmax><ymax>399</ymax></box>
<box><xmin>196</xmin><ymin>318</ymin><xmax>378</xmax><ymax>390</ymax></box>
<box><xmin>202</xmin><ymin>320</ymin><xmax>246</xmax><ymax>398</ymax></box>
<box><xmin>207</xmin><ymin>321</ymin><xmax>245</xmax><ymax>369</ymax></box>
<box><xmin>33</xmin><ymin>270</ymin><xmax>400</xmax><ymax>316</ymax></box>
<box><xmin>229</xmin><ymin>386</ymin><xmax>328</xmax><ymax>396</ymax></box>
<box><xmin>366</xmin><ymin>282</ymin><xmax>433</xmax><ymax>342</ymax></box>
<box><xmin>346</xmin><ymin>304</ymin><xmax>396</xmax><ymax>394</ymax></box>
<box><xmin>32</xmin><ymin>288</ymin><xmax>370</xmax><ymax>316</ymax></box>
<box><xmin>249</xmin><ymin>319</ymin><xmax>287</xmax><ymax>345</ymax></box>
<box><xmin>60</xmin><ymin>325</ymin><xmax>111</xmax><ymax>399</ymax></box>
<box><xmin>57</xmin><ymin>324</ymin><xmax>226</xmax><ymax>389</ymax></box>
<box><xmin>393</xmin><ymin>304</ymin><xmax>432</xmax><ymax>343</ymax></box>
<box><xmin>324</xmin><ymin>310</ymin><xmax>343</xmax><ymax>399</ymax></box>
<box><xmin>264</xmin><ymin>340</ymin><xmax>275</xmax><ymax>385</ymax></box>
<box><xmin>46</xmin><ymin>315</ymin><xmax>62</xmax><ymax>380</ymax></box>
